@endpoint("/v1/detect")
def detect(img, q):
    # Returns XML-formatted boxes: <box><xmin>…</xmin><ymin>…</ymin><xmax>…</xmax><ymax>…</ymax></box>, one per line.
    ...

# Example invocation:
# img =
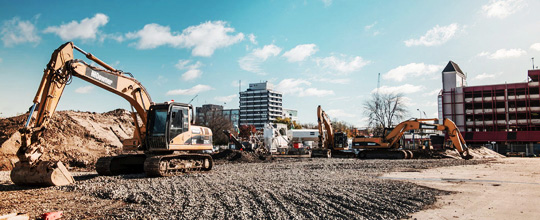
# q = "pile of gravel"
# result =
<box><xmin>57</xmin><ymin>158</ymin><xmax>481</xmax><ymax>219</ymax></box>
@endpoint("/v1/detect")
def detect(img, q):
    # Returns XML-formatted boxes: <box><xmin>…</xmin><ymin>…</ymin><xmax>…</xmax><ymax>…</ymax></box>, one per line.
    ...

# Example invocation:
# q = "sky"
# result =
<box><xmin>1</xmin><ymin>0</ymin><xmax>540</xmax><ymax>127</ymax></box>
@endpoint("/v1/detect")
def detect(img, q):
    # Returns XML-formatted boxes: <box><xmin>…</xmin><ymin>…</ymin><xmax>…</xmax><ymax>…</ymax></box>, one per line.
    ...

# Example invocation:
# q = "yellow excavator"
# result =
<box><xmin>352</xmin><ymin>118</ymin><xmax>472</xmax><ymax>160</ymax></box>
<box><xmin>312</xmin><ymin>105</ymin><xmax>349</xmax><ymax>157</ymax></box>
<box><xmin>11</xmin><ymin>42</ymin><xmax>214</xmax><ymax>186</ymax></box>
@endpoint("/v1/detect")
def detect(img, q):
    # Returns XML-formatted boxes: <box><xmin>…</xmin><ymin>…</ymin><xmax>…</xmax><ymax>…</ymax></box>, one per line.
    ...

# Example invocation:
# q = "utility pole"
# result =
<box><xmin>532</xmin><ymin>57</ymin><xmax>535</xmax><ymax>70</ymax></box>
<box><xmin>377</xmin><ymin>73</ymin><xmax>380</xmax><ymax>94</ymax></box>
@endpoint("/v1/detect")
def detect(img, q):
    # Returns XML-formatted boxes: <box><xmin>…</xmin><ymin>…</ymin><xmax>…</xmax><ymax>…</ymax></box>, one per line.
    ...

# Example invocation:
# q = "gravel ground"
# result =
<box><xmin>0</xmin><ymin>158</ymin><xmax>483</xmax><ymax>219</ymax></box>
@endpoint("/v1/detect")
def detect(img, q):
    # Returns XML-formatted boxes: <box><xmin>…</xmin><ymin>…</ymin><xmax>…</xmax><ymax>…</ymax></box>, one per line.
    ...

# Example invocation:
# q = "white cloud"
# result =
<box><xmin>400</xmin><ymin>97</ymin><xmax>417</xmax><ymax>107</ymax></box>
<box><xmin>75</xmin><ymin>85</ymin><xmax>94</xmax><ymax>94</ymax></box>
<box><xmin>1</xmin><ymin>17</ymin><xmax>40</xmax><ymax>47</ymax></box>
<box><xmin>175</xmin><ymin>60</ymin><xmax>203</xmax><ymax>81</ymax></box>
<box><xmin>44</xmin><ymin>13</ymin><xmax>108</xmax><ymax>41</ymax></box>
<box><xmin>231</xmin><ymin>80</ymin><xmax>248</xmax><ymax>88</ymax></box>
<box><xmin>312</xmin><ymin>77</ymin><xmax>350</xmax><ymax>84</ymax></box>
<box><xmin>275</xmin><ymin>78</ymin><xmax>334</xmax><ymax>97</ymax></box>
<box><xmin>483</xmin><ymin>48</ymin><xmax>526</xmax><ymax>59</ymax></box>
<box><xmin>214</xmin><ymin>94</ymin><xmax>237</xmax><ymax>103</ymax></box>
<box><xmin>365</xmin><ymin>22</ymin><xmax>377</xmax><ymax>31</ymax></box>
<box><xmin>126</xmin><ymin>21</ymin><xmax>244</xmax><ymax>57</ymax></box>
<box><xmin>383</xmin><ymin>63</ymin><xmax>442</xmax><ymax>82</ymax></box>
<box><xmin>317</xmin><ymin>55</ymin><xmax>371</xmax><ymax>73</ymax></box>
<box><xmin>282</xmin><ymin>44</ymin><xmax>318</xmax><ymax>62</ymax></box>
<box><xmin>482</xmin><ymin>0</ymin><xmax>525</xmax><ymax>19</ymax></box>
<box><xmin>166</xmin><ymin>84</ymin><xmax>213</xmax><ymax>95</ymax></box>
<box><xmin>530</xmin><ymin>43</ymin><xmax>540</xmax><ymax>51</ymax></box>
<box><xmin>322</xmin><ymin>0</ymin><xmax>332</xmax><ymax>7</ymax></box>
<box><xmin>404</xmin><ymin>23</ymin><xmax>460</xmax><ymax>47</ymax></box>
<box><xmin>371</xmin><ymin>84</ymin><xmax>425</xmax><ymax>94</ymax></box>
<box><xmin>239</xmin><ymin>44</ymin><xmax>281</xmax><ymax>74</ymax></box>
<box><xmin>300</xmin><ymin>88</ymin><xmax>334</xmax><ymax>97</ymax></box>
<box><xmin>476</xmin><ymin>51</ymin><xmax>490</xmax><ymax>57</ymax></box>
<box><xmin>253</xmin><ymin>44</ymin><xmax>282</xmax><ymax>59</ymax></box>
<box><xmin>423</xmin><ymin>89</ymin><xmax>441</xmax><ymax>97</ymax></box>
<box><xmin>473</xmin><ymin>73</ymin><xmax>497</xmax><ymax>80</ymax></box>
<box><xmin>182</xmin><ymin>69</ymin><xmax>202</xmax><ymax>81</ymax></box>
<box><xmin>326</xmin><ymin>109</ymin><xmax>355</xmax><ymax>118</ymax></box>
<box><xmin>154</xmin><ymin>75</ymin><xmax>168</xmax><ymax>86</ymax></box>
<box><xmin>248</xmin><ymin>33</ymin><xmax>257</xmax><ymax>44</ymax></box>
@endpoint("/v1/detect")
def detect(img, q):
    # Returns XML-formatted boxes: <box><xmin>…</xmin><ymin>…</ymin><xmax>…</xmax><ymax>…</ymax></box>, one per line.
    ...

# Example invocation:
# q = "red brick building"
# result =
<box><xmin>439</xmin><ymin>61</ymin><xmax>540</xmax><ymax>156</ymax></box>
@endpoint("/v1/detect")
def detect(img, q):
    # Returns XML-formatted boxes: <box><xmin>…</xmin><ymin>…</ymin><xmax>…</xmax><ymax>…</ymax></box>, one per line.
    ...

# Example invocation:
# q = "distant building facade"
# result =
<box><xmin>439</xmin><ymin>61</ymin><xmax>540</xmax><ymax>156</ymax></box>
<box><xmin>282</xmin><ymin>108</ymin><xmax>298</xmax><ymax>121</ymax></box>
<box><xmin>196</xmin><ymin>104</ymin><xmax>239</xmax><ymax>128</ymax></box>
<box><xmin>239</xmin><ymin>82</ymin><xmax>283</xmax><ymax>129</ymax></box>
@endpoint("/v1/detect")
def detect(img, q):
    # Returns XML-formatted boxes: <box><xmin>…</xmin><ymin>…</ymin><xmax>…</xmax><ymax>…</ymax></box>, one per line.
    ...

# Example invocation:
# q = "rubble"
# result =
<box><xmin>1</xmin><ymin>158</ymin><xmax>483</xmax><ymax>219</ymax></box>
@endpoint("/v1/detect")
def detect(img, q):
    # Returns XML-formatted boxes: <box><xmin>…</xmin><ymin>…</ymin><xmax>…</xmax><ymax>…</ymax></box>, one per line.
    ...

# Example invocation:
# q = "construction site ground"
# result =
<box><xmin>384</xmin><ymin>157</ymin><xmax>540</xmax><ymax>220</ymax></box>
<box><xmin>3</xmin><ymin>157</ymin><xmax>535</xmax><ymax>219</ymax></box>
<box><xmin>1</xmin><ymin>110</ymin><xmax>535</xmax><ymax>219</ymax></box>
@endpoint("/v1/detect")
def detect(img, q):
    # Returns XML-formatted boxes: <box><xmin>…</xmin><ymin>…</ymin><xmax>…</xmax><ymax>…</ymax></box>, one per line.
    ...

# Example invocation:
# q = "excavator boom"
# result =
<box><xmin>11</xmin><ymin>42</ymin><xmax>152</xmax><ymax>186</ymax></box>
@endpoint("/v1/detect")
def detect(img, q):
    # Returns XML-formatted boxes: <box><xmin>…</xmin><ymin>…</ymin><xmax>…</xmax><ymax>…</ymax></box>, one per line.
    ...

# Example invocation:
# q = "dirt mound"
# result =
<box><xmin>212</xmin><ymin>149</ymin><xmax>267</xmax><ymax>163</ymax></box>
<box><xmin>0</xmin><ymin>109</ymin><xmax>135</xmax><ymax>171</ymax></box>
<box><xmin>441</xmin><ymin>146</ymin><xmax>505</xmax><ymax>159</ymax></box>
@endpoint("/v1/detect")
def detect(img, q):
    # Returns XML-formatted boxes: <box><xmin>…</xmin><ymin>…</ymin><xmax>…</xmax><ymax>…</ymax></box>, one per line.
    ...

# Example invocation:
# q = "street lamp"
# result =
<box><xmin>417</xmin><ymin>109</ymin><xmax>422</xmax><ymax>119</ymax></box>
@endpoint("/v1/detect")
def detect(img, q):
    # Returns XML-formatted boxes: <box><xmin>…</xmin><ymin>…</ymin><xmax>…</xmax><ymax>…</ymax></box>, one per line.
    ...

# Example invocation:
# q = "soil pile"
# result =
<box><xmin>212</xmin><ymin>149</ymin><xmax>268</xmax><ymax>164</ymax></box>
<box><xmin>442</xmin><ymin>146</ymin><xmax>505</xmax><ymax>159</ymax></box>
<box><xmin>0</xmin><ymin>109</ymin><xmax>135</xmax><ymax>171</ymax></box>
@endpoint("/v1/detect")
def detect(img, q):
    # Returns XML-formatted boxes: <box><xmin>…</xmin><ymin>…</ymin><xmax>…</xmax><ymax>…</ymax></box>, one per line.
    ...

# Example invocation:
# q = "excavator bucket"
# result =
<box><xmin>10</xmin><ymin>161</ymin><xmax>74</xmax><ymax>186</ymax></box>
<box><xmin>460</xmin><ymin>149</ymin><xmax>474</xmax><ymax>160</ymax></box>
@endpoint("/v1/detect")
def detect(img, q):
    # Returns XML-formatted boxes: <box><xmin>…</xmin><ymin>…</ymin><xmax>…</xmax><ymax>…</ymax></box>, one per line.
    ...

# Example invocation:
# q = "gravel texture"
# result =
<box><xmin>0</xmin><ymin>158</ymin><xmax>483</xmax><ymax>219</ymax></box>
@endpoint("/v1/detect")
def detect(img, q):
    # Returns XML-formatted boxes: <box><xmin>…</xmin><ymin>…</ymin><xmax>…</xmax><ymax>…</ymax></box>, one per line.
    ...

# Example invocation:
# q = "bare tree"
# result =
<box><xmin>363</xmin><ymin>92</ymin><xmax>408</xmax><ymax>135</ymax></box>
<box><xmin>196</xmin><ymin>112</ymin><xmax>233</xmax><ymax>145</ymax></box>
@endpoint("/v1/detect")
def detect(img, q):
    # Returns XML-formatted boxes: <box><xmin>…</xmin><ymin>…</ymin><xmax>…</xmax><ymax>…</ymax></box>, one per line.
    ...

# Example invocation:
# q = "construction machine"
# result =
<box><xmin>352</xmin><ymin>118</ymin><xmax>472</xmax><ymax>160</ymax></box>
<box><xmin>312</xmin><ymin>105</ymin><xmax>349</xmax><ymax>158</ymax></box>
<box><xmin>10</xmin><ymin>42</ymin><xmax>213</xmax><ymax>186</ymax></box>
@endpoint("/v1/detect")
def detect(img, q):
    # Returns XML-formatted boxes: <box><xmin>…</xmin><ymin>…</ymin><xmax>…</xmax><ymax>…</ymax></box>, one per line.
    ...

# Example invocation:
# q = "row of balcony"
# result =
<box><xmin>465</xmin><ymin>106</ymin><xmax>540</xmax><ymax>114</ymax></box>
<box><xmin>466</xmin><ymin>119</ymin><xmax>540</xmax><ymax>126</ymax></box>
<box><xmin>465</xmin><ymin>94</ymin><xmax>540</xmax><ymax>103</ymax></box>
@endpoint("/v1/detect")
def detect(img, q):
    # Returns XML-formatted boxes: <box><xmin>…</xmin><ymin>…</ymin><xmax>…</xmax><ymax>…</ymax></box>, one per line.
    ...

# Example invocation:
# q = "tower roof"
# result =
<box><xmin>443</xmin><ymin>61</ymin><xmax>466</xmax><ymax>79</ymax></box>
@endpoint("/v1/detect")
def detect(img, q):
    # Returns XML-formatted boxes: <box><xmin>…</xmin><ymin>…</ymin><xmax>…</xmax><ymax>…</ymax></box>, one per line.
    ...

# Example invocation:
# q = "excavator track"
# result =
<box><xmin>358</xmin><ymin>150</ymin><xmax>409</xmax><ymax>160</ymax></box>
<box><xmin>96</xmin><ymin>154</ymin><xmax>146</xmax><ymax>176</ymax></box>
<box><xmin>144</xmin><ymin>154</ymin><xmax>213</xmax><ymax>177</ymax></box>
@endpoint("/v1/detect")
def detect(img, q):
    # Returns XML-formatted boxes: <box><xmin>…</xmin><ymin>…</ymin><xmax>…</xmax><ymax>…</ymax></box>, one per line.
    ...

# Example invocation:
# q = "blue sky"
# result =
<box><xmin>1</xmin><ymin>0</ymin><xmax>540</xmax><ymax>127</ymax></box>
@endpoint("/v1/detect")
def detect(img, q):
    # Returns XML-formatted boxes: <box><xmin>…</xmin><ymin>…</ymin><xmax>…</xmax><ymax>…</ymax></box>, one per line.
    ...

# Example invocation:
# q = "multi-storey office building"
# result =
<box><xmin>439</xmin><ymin>61</ymin><xmax>540</xmax><ymax>155</ymax></box>
<box><xmin>239</xmin><ymin>82</ymin><xmax>283</xmax><ymax>129</ymax></box>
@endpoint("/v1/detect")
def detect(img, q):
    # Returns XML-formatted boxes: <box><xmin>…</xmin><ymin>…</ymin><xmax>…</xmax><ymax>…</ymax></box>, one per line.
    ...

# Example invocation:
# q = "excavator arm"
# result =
<box><xmin>12</xmin><ymin>42</ymin><xmax>152</xmax><ymax>186</ymax></box>
<box><xmin>317</xmin><ymin>105</ymin><xmax>334</xmax><ymax>150</ymax></box>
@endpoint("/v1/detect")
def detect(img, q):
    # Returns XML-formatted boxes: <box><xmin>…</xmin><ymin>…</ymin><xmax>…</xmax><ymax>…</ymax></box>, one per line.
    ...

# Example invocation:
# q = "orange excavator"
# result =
<box><xmin>352</xmin><ymin>118</ymin><xmax>472</xmax><ymax>160</ymax></box>
<box><xmin>11</xmin><ymin>42</ymin><xmax>214</xmax><ymax>186</ymax></box>
<box><xmin>312</xmin><ymin>105</ymin><xmax>349</xmax><ymax>157</ymax></box>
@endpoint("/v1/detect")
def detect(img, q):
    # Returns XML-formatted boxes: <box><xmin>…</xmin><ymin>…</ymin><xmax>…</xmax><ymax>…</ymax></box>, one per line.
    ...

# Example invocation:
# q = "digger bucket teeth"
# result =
<box><xmin>10</xmin><ymin>161</ymin><xmax>75</xmax><ymax>186</ymax></box>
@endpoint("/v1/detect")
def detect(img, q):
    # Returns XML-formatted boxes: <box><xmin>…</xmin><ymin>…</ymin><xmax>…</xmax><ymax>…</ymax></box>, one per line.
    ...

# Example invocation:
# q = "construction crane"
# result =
<box><xmin>11</xmin><ymin>42</ymin><xmax>214</xmax><ymax>186</ymax></box>
<box><xmin>352</xmin><ymin>118</ymin><xmax>473</xmax><ymax>160</ymax></box>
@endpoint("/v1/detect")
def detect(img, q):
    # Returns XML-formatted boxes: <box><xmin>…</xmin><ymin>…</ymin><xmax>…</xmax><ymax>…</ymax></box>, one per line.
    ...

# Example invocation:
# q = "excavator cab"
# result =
<box><xmin>146</xmin><ymin>102</ymin><xmax>193</xmax><ymax>151</ymax></box>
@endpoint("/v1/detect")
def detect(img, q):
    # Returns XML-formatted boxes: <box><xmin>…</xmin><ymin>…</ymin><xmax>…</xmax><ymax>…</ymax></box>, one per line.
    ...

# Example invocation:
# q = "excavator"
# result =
<box><xmin>10</xmin><ymin>42</ymin><xmax>213</xmax><ymax>187</ymax></box>
<box><xmin>352</xmin><ymin>118</ymin><xmax>473</xmax><ymax>160</ymax></box>
<box><xmin>312</xmin><ymin>105</ymin><xmax>349</xmax><ymax>158</ymax></box>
